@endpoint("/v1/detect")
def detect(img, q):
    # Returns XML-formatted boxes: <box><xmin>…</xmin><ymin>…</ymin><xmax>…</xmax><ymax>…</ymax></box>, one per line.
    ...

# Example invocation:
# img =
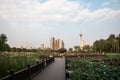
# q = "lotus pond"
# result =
<box><xmin>67</xmin><ymin>54</ymin><xmax>120</xmax><ymax>80</ymax></box>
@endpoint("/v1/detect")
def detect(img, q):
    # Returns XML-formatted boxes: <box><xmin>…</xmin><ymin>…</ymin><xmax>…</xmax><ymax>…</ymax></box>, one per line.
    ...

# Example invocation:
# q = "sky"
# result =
<box><xmin>0</xmin><ymin>0</ymin><xmax>120</xmax><ymax>49</ymax></box>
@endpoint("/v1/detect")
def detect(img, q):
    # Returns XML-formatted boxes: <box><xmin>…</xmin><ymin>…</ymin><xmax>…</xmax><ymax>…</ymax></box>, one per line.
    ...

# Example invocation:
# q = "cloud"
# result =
<box><xmin>102</xmin><ymin>2</ymin><xmax>110</xmax><ymax>7</ymax></box>
<box><xmin>86</xmin><ymin>8</ymin><xmax>120</xmax><ymax>23</ymax></box>
<box><xmin>0</xmin><ymin>0</ymin><xmax>120</xmax><ymax>48</ymax></box>
<box><xmin>0</xmin><ymin>0</ymin><xmax>120</xmax><ymax>24</ymax></box>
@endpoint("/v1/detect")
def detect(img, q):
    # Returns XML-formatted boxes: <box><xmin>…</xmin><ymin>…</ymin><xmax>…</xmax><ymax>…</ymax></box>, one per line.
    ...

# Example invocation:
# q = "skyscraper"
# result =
<box><xmin>55</xmin><ymin>39</ymin><xmax>58</xmax><ymax>49</ymax></box>
<box><xmin>60</xmin><ymin>40</ymin><xmax>64</xmax><ymax>49</ymax></box>
<box><xmin>57</xmin><ymin>39</ymin><xmax>60</xmax><ymax>49</ymax></box>
<box><xmin>50</xmin><ymin>37</ymin><xmax>55</xmax><ymax>49</ymax></box>
<box><xmin>50</xmin><ymin>37</ymin><xmax>64</xmax><ymax>50</ymax></box>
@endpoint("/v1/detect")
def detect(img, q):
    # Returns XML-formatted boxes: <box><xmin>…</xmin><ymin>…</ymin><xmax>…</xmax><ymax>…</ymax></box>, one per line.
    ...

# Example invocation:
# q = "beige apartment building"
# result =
<box><xmin>50</xmin><ymin>37</ymin><xmax>64</xmax><ymax>50</ymax></box>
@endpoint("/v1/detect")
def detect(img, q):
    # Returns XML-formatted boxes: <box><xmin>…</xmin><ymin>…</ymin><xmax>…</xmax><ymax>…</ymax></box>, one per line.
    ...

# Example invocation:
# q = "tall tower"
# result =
<box><xmin>80</xmin><ymin>33</ymin><xmax>84</xmax><ymax>49</ymax></box>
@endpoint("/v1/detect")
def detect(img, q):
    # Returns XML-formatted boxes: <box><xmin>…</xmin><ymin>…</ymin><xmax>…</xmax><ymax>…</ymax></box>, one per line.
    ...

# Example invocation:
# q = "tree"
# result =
<box><xmin>116</xmin><ymin>34</ymin><xmax>120</xmax><ymax>53</ymax></box>
<box><xmin>0</xmin><ymin>33</ymin><xmax>10</xmax><ymax>52</ymax></box>
<box><xmin>108</xmin><ymin>34</ymin><xmax>115</xmax><ymax>40</ymax></box>
<box><xmin>93</xmin><ymin>34</ymin><xmax>120</xmax><ymax>53</ymax></box>
<box><xmin>11</xmin><ymin>47</ymin><xmax>17</xmax><ymax>52</ymax></box>
<box><xmin>58</xmin><ymin>48</ymin><xmax>67</xmax><ymax>53</ymax></box>
<box><xmin>93</xmin><ymin>40</ymin><xmax>99</xmax><ymax>53</ymax></box>
<box><xmin>83</xmin><ymin>44</ymin><xmax>90</xmax><ymax>51</ymax></box>
<box><xmin>74</xmin><ymin>46</ymin><xmax>80</xmax><ymax>52</ymax></box>
<box><xmin>107</xmin><ymin>34</ymin><xmax>119</xmax><ymax>53</ymax></box>
<box><xmin>0</xmin><ymin>34</ymin><xmax>7</xmax><ymax>42</ymax></box>
<box><xmin>2</xmin><ymin>43</ymin><xmax>10</xmax><ymax>51</ymax></box>
<box><xmin>69</xmin><ymin>48</ymin><xmax>73</xmax><ymax>53</ymax></box>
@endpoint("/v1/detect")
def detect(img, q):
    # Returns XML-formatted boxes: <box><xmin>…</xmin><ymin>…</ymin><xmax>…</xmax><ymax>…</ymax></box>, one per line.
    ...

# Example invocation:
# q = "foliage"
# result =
<box><xmin>105</xmin><ymin>53</ymin><xmax>120</xmax><ymax>60</ymax></box>
<box><xmin>0</xmin><ymin>53</ymin><xmax>40</xmax><ymax>78</ymax></box>
<box><xmin>0</xmin><ymin>34</ymin><xmax>10</xmax><ymax>52</ymax></box>
<box><xmin>57</xmin><ymin>48</ymin><xmax>67</xmax><ymax>53</ymax></box>
<box><xmin>68</xmin><ymin>57</ymin><xmax>120</xmax><ymax>80</ymax></box>
<box><xmin>68</xmin><ymin>48</ymin><xmax>73</xmax><ymax>53</ymax></box>
<box><xmin>74</xmin><ymin>46</ymin><xmax>80</xmax><ymax>52</ymax></box>
<box><xmin>93</xmin><ymin>34</ymin><xmax>120</xmax><ymax>53</ymax></box>
<box><xmin>83</xmin><ymin>44</ymin><xmax>91</xmax><ymax>51</ymax></box>
<box><xmin>10</xmin><ymin>47</ymin><xmax>37</xmax><ymax>52</ymax></box>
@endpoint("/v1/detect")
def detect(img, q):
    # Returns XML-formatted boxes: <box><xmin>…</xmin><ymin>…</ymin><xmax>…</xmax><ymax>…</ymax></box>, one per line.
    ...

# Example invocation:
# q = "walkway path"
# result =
<box><xmin>32</xmin><ymin>58</ymin><xmax>65</xmax><ymax>80</ymax></box>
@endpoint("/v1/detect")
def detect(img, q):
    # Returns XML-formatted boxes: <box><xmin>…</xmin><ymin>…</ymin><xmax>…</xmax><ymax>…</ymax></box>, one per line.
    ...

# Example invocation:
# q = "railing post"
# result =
<box><xmin>36</xmin><ymin>61</ymin><xmax>39</xmax><ymax>72</ymax></box>
<box><xmin>9</xmin><ymin>70</ymin><xmax>15</xmax><ymax>80</ymax></box>
<box><xmin>44</xmin><ymin>59</ymin><xmax>47</xmax><ymax>67</ymax></box>
<box><xmin>65</xmin><ymin>58</ymin><xmax>71</xmax><ymax>80</ymax></box>
<box><xmin>27</xmin><ymin>65</ymin><xmax>31</xmax><ymax>80</ymax></box>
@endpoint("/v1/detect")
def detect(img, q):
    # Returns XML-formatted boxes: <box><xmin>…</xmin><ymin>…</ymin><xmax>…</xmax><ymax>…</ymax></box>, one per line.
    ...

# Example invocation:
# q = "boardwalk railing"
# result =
<box><xmin>65</xmin><ymin>58</ymin><xmax>72</xmax><ymax>80</ymax></box>
<box><xmin>0</xmin><ymin>57</ymin><xmax>54</xmax><ymax>80</ymax></box>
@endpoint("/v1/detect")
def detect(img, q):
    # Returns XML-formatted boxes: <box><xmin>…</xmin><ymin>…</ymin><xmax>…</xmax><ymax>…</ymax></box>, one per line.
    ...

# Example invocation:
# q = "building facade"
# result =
<box><xmin>50</xmin><ymin>37</ymin><xmax>55</xmax><ymax>49</ymax></box>
<box><xmin>60</xmin><ymin>40</ymin><xmax>64</xmax><ymax>49</ymax></box>
<box><xmin>50</xmin><ymin>37</ymin><xmax>64</xmax><ymax>50</ymax></box>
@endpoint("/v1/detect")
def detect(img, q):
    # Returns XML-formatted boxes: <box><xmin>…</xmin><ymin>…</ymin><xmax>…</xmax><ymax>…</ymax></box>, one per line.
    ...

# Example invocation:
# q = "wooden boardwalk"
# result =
<box><xmin>32</xmin><ymin>58</ymin><xmax>65</xmax><ymax>80</ymax></box>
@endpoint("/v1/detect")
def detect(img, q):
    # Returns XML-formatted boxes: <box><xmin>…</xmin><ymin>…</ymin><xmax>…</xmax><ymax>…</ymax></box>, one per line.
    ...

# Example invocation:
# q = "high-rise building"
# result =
<box><xmin>60</xmin><ymin>40</ymin><xmax>64</xmax><ymax>49</ymax></box>
<box><xmin>55</xmin><ymin>39</ymin><xmax>58</xmax><ymax>49</ymax></box>
<box><xmin>57</xmin><ymin>39</ymin><xmax>60</xmax><ymax>49</ymax></box>
<box><xmin>41</xmin><ymin>44</ymin><xmax>44</xmax><ymax>49</ymax></box>
<box><xmin>80</xmin><ymin>33</ymin><xmax>84</xmax><ymax>49</ymax></box>
<box><xmin>50</xmin><ymin>37</ymin><xmax>55</xmax><ymax>49</ymax></box>
<box><xmin>50</xmin><ymin>37</ymin><xmax>64</xmax><ymax>50</ymax></box>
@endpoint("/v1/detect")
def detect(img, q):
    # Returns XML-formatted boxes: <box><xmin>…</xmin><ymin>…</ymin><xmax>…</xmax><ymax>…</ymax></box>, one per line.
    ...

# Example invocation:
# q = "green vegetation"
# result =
<box><xmin>106</xmin><ymin>53</ymin><xmax>120</xmax><ymax>60</ymax></box>
<box><xmin>67</xmin><ymin>54</ymin><xmax>120</xmax><ymax>80</ymax></box>
<box><xmin>0</xmin><ymin>52</ymin><xmax>40</xmax><ymax>78</ymax></box>
<box><xmin>0</xmin><ymin>34</ymin><xmax>10</xmax><ymax>52</ymax></box>
<box><xmin>93</xmin><ymin>34</ymin><xmax>120</xmax><ymax>53</ymax></box>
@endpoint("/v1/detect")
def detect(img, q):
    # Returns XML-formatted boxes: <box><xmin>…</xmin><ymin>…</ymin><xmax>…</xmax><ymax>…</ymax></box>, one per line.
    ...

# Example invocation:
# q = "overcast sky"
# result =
<box><xmin>0</xmin><ymin>0</ymin><xmax>120</xmax><ymax>48</ymax></box>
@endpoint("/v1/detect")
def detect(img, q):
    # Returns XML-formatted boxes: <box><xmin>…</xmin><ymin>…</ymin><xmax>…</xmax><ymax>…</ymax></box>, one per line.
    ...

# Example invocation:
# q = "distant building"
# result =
<box><xmin>50</xmin><ymin>37</ymin><xmax>55</xmax><ymax>49</ymax></box>
<box><xmin>41</xmin><ymin>44</ymin><xmax>44</xmax><ymax>49</ymax></box>
<box><xmin>21</xmin><ymin>42</ymin><xmax>32</xmax><ymax>49</ymax></box>
<box><xmin>55</xmin><ymin>39</ymin><xmax>58</xmax><ymax>49</ymax></box>
<box><xmin>60</xmin><ymin>40</ymin><xmax>64</xmax><ymax>49</ymax></box>
<box><xmin>50</xmin><ymin>37</ymin><xmax>64</xmax><ymax>50</ymax></box>
<box><xmin>57</xmin><ymin>39</ymin><xmax>60</xmax><ymax>49</ymax></box>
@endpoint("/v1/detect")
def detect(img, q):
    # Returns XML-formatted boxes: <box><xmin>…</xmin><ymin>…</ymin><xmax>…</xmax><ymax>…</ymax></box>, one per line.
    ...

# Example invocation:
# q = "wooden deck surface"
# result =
<box><xmin>32</xmin><ymin>58</ymin><xmax>65</xmax><ymax>80</ymax></box>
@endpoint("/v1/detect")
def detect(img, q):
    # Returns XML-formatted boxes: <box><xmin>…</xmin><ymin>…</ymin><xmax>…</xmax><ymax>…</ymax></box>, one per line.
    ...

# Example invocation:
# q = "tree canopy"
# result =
<box><xmin>0</xmin><ymin>33</ymin><xmax>10</xmax><ymax>52</ymax></box>
<box><xmin>93</xmin><ymin>34</ymin><xmax>120</xmax><ymax>53</ymax></box>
